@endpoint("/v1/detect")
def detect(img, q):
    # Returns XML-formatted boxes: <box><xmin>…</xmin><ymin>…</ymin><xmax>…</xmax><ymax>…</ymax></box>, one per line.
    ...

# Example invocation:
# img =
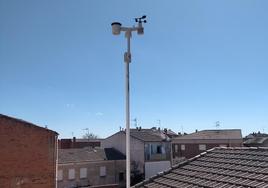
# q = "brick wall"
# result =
<box><xmin>0</xmin><ymin>115</ymin><xmax>58</xmax><ymax>188</ymax></box>
<box><xmin>58</xmin><ymin>138</ymin><xmax>101</xmax><ymax>149</ymax></box>
<box><xmin>172</xmin><ymin>141</ymin><xmax>242</xmax><ymax>159</ymax></box>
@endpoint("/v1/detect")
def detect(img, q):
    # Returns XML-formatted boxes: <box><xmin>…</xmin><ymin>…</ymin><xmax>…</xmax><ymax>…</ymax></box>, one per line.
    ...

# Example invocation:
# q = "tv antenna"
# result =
<box><xmin>132</xmin><ymin>118</ymin><xmax>138</xmax><ymax>128</ymax></box>
<box><xmin>215</xmin><ymin>121</ymin><xmax>220</xmax><ymax>128</ymax></box>
<box><xmin>157</xmin><ymin>119</ymin><xmax>161</xmax><ymax>127</ymax></box>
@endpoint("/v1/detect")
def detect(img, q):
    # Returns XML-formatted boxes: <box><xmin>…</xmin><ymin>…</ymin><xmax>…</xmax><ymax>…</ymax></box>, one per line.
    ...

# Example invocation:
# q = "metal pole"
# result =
<box><xmin>112</xmin><ymin>18</ymin><xmax>145</xmax><ymax>188</ymax></box>
<box><xmin>125</xmin><ymin>30</ymin><xmax>131</xmax><ymax>188</ymax></box>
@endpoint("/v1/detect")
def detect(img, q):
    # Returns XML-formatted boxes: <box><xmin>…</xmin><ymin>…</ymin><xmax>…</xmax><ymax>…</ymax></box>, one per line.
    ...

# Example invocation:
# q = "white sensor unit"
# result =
<box><xmin>111</xmin><ymin>22</ymin><xmax>122</xmax><ymax>35</ymax></box>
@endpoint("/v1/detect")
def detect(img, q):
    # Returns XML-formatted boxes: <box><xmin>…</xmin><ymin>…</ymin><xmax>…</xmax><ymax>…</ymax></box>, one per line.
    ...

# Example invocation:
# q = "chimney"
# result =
<box><xmin>72</xmin><ymin>137</ymin><xmax>76</xmax><ymax>148</ymax></box>
<box><xmin>164</xmin><ymin>128</ymin><xmax>167</xmax><ymax>134</ymax></box>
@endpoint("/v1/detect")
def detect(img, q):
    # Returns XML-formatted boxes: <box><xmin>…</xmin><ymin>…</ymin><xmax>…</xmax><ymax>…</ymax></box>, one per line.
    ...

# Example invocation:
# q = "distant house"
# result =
<box><xmin>59</xmin><ymin>137</ymin><xmax>103</xmax><ymax>149</ymax></box>
<box><xmin>57</xmin><ymin>147</ymin><xmax>126</xmax><ymax>188</ymax></box>
<box><xmin>133</xmin><ymin>147</ymin><xmax>268</xmax><ymax>187</ymax></box>
<box><xmin>243</xmin><ymin>132</ymin><xmax>268</xmax><ymax>147</ymax></box>
<box><xmin>102</xmin><ymin>128</ymin><xmax>174</xmax><ymax>180</ymax></box>
<box><xmin>0</xmin><ymin>114</ymin><xmax>58</xmax><ymax>188</ymax></box>
<box><xmin>172</xmin><ymin>129</ymin><xmax>243</xmax><ymax>163</ymax></box>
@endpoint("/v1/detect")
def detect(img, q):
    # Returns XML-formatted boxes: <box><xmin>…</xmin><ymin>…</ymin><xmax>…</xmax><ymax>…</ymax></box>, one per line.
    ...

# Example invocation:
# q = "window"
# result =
<box><xmin>199</xmin><ymin>144</ymin><xmax>206</xmax><ymax>151</ymax></box>
<box><xmin>57</xmin><ymin>169</ymin><xmax>63</xmax><ymax>181</ymax></box>
<box><xmin>151</xmin><ymin>144</ymin><xmax>157</xmax><ymax>154</ymax></box>
<box><xmin>80</xmin><ymin>168</ymin><xmax>87</xmax><ymax>179</ymax></box>
<box><xmin>119</xmin><ymin>172</ymin><xmax>124</xmax><ymax>181</ymax></box>
<box><xmin>175</xmin><ymin>144</ymin><xmax>178</xmax><ymax>152</ymax></box>
<box><xmin>157</xmin><ymin>146</ymin><xmax>162</xmax><ymax>154</ymax></box>
<box><xmin>181</xmin><ymin>144</ymin><xmax>185</xmax><ymax>151</ymax></box>
<box><xmin>68</xmin><ymin>169</ymin><xmax>75</xmax><ymax>180</ymax></box>
<box><xmin>100</xmin><ymin>166</ymin><xmax>106</xmax><ymax>177</ymax></box>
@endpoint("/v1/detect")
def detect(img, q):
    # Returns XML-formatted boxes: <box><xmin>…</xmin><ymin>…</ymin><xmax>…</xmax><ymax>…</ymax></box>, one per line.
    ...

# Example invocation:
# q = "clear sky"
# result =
<box><xmin>1</xmin><ymin>0</ymin><xmax>268</xmax><ymax>138</ymax></box>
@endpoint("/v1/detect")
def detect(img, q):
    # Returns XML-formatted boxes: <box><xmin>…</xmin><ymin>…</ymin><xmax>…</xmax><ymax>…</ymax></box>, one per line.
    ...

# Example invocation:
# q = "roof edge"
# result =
<box><xmin>132</xmin><ymin>148</ymin><xmax>217</xmax><ymax>188</ymax></box>
<box><xmin>0</xmin><ymin>114</ymin><xmax>58</xmax><ymax>135</ymax></box>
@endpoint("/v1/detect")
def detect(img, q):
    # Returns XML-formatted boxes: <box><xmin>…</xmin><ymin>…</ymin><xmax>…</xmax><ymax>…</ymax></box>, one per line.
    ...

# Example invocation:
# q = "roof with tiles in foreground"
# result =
<box><xmin>133</xmin><ymin>147</ymin><xmax>268</xmax><ymax>188</ymax></box>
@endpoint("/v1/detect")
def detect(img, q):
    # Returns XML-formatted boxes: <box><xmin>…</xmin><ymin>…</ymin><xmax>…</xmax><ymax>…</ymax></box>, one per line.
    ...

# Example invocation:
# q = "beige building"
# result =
<box><xmin>102</xmin><ymin>128</ymin><xmax>173</xmax><ymax>180</ymax></box>
<box><xmin>57</xmin><ymin>147</ymin><xmax>126</xmax><ymax>188</ymax></box>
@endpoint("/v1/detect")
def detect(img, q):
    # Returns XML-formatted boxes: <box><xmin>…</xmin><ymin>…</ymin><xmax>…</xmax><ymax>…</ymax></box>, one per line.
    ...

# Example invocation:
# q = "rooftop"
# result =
<box><xmin>129</xmin><ymin>128</ymin><xmax>171</xmax><ymax>142</ymax></box>
<box><xmin>58</xmin><ymin>147</ymin><xmax>125</xmax><ymax>164</ymax></box>
<box><xmin>133</xmin><ymin>147</ymin><xmax>268</xmax><ymax>188</ymax></box>
<box><xmin>59</xmin><ymin>138</ymin><xmax>103</xmax><ymax>142</ymax></box>
<box><xmin>244</xmin><ymin>137</ymin><xmax>268</xmax><ymax>145</ymax></box>
<box><xmin>173</xmin><ymin>129</ymin><xmax>242</xmax><ymax>140</ymax></box>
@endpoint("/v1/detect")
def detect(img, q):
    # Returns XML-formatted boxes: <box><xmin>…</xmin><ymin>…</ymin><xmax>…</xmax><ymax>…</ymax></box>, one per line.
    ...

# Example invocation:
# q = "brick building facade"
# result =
<box><xmin>172</xmin><ymin>129</ymin><xmax>243</xmax><ymax>164</ymax></box>
<box><xmin>0</xmin><ymin>114</ymin><xmax>58</xmax><ymax>188</ymax></box>
<box><xmin>58</xmin><ymin>137</ymin><xmax>102</xmax><ymax>149</ymax></box>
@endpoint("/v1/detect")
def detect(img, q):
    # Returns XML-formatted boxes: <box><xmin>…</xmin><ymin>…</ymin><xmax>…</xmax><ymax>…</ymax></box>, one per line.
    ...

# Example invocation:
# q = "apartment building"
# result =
<box><xmin>102</xmin><ymin>128</ymin><xmax>174</xmax><ymax>180</ymax></box>
<box><xmin>57</xmin><ymin>147</ymin><xmax>126</xmax><ymax>188</ymax></box>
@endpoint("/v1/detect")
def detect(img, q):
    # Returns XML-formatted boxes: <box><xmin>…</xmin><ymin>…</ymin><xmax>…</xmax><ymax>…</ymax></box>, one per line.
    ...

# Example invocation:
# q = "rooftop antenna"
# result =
<box><xmin>83</xmin><ymin>128</ymin><xmax>90</xmax><ymax>141</ymax></box>
<box><xmin>215</xmin><ymin>121</ymin><xmax>220</xmax><ymax>129</ymax></box>
<box><xmin>132</xmin><ymin>118</ymin><xmax>138</xmax><ymax>128</ymax></box>
<box><xmin>157</xmin><ymin>119</ymin><xmax>161</xmax><ymax>127</ymax></box>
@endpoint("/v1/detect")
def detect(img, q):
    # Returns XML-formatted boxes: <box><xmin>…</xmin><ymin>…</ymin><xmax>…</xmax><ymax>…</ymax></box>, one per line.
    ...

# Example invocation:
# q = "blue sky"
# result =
<box><xmin>1</xmin><ymin>0</ymin><xmax>267</xmax><ymax>138</ymax></box>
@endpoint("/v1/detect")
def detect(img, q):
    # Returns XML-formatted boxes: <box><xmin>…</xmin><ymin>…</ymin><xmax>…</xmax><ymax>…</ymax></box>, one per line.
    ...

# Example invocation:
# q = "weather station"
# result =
<box><xmin>111</xmin><ymin>15</ymin><xmax>147</xmax><ymax>188</ymax></box>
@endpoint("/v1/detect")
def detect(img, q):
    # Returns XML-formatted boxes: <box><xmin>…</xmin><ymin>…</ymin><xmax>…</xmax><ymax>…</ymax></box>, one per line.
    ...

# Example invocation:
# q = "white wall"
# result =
<box><xmin>102</xmin><ymin>131</ymin><xmax>145</xmax><ymax>173</ymax></box>
<box><xmin>144</xmin><ymin>161</ymin><xmax>171</xmax><ymax>179</ymax></box>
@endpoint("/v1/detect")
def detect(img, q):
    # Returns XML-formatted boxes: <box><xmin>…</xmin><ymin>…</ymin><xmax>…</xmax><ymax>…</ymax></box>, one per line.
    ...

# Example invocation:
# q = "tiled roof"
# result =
<box><xmin>129</xmin><ymin>129</ymin><xmax>171</xmax><ymax>142</ymax></box>
<box><xmin>244</xmin><ymin>137</ymin><xmax>268</xmax><ymax>145</ymax></box>
<box><xmin>104</xmin><ymin>148</ymin><xmax>126</xmax><ymax>160</ymax></box>
<box><xmin>133</xmin><ymin>147</ymin><xmax>268</xmax><ymax>188</ymax></box>
<box><xmin>173</xmin><ymin>129</ymin><xmax>242</xmax><ymax>140</ymax></box>
<box><xmin>58</xmin><ymin>147</ymin><xmax>125</xmax><ymax>164</ymax></box>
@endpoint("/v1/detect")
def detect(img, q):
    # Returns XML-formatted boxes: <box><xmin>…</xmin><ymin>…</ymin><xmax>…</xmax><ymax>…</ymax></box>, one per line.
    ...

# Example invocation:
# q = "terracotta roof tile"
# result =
<box><xmin>133</xmin><ymin>147</ymin><xmax>268</xmax><ymax>188</ymax></box>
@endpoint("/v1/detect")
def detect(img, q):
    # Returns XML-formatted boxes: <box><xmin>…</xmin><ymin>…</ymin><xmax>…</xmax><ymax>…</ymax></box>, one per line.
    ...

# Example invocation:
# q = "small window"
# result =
<box><xmin>157</xmin><ymin>146</ymin><xmax>162</xmax><ymax>154</ymax></box>
<box><xmin>80</xmin><ymin>168</ymin><xmax>87</xmax><ymax>179</ymax></box>
<box><xmin>175</xmin><ymin>144</ymin><xmax>178</xmax><ymax>152</ymax></box>
<box><xmin>68</xmin><ymin>169</ymin><xmax>75</xmax><ymax>180</ymax></box>
<box><xmin>119</xmin><ymin>172</ymin><xmax>124</xmax><ymax>181</ymax></box>
<box><xmin>181</xmin><ymin>144</ymin><xmax>185</xmax><ymax>151</ymax></box>
<box><xmin>100</xmin><ymin>166</ymin><xmax>106</xmax><ymax>177</ymax></box>
<box><xmin>57</xmin><ymin>169</ymin><xmax>63</xmax><ymax>181</ymax></box>
<box><xmin>199</xmin><ymin>144</ymin><xmax>206</xmax><ymax>151</ymax></box>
